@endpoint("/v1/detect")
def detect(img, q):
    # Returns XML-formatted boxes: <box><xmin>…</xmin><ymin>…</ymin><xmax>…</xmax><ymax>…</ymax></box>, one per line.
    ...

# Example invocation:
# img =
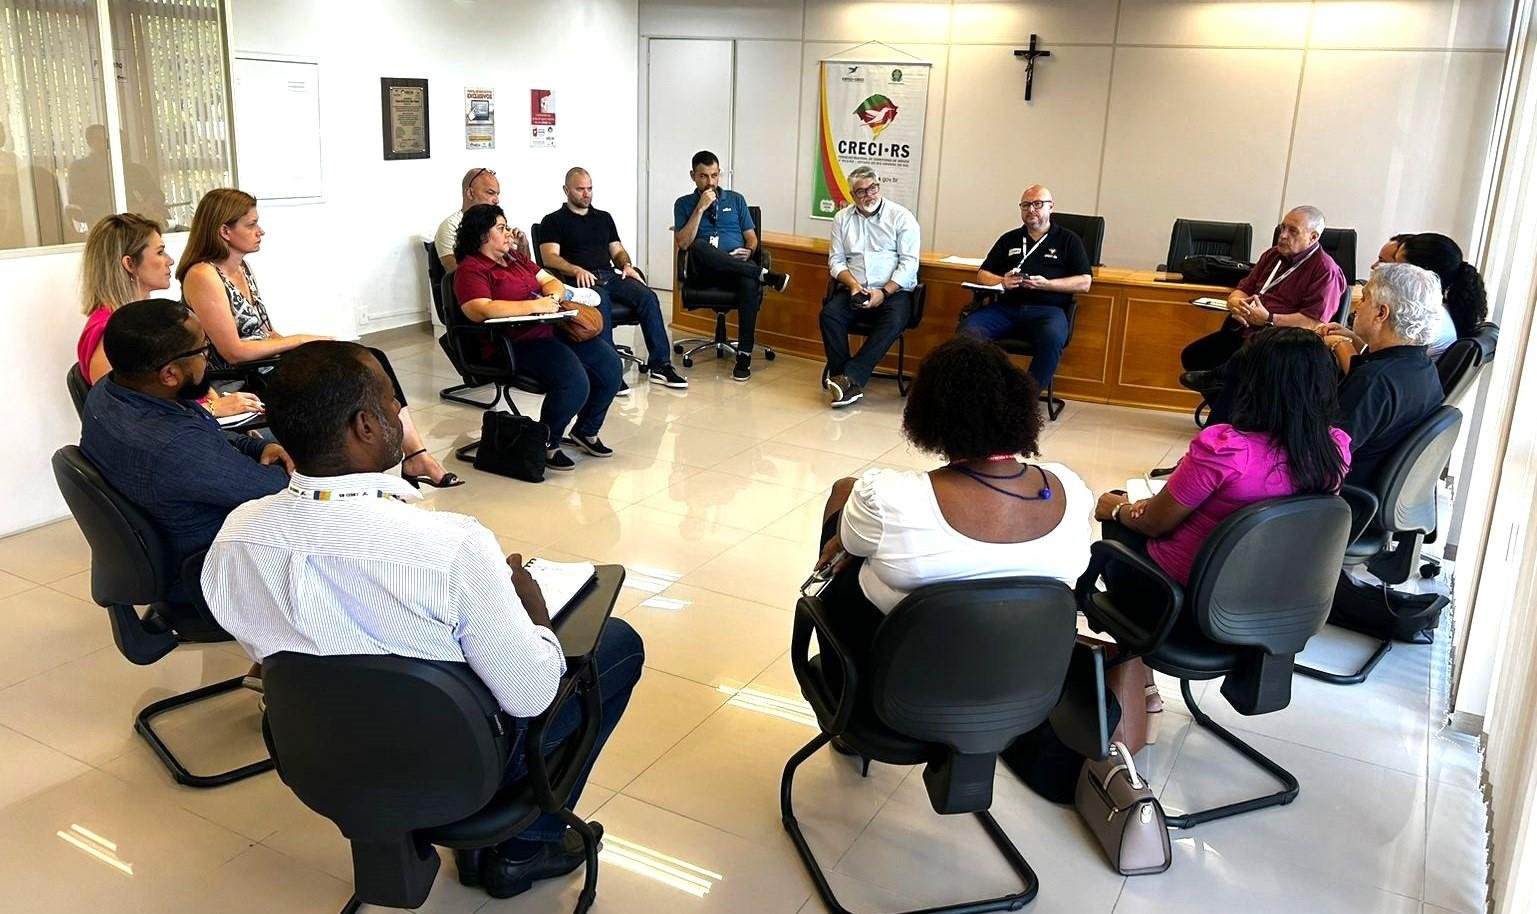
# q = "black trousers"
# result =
<box><xmin>1180</xmin><ymin>319</ymin><xmax>1244</xmax><ymax>372</ymax></box>
<box><xmin>686</xmin><ymin>240</ymin><xmax>763</xmax><ymax>354</ymax></box>
<box><xmin>817</xmin><ymin>512</ymin><xmax>884</xmax><ymax>682</ymax></box>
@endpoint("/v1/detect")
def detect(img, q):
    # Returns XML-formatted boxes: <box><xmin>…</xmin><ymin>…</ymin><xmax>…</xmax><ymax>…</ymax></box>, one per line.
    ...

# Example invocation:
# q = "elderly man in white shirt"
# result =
<box><xmin>202</xmin><ymin>340</ymin><xmax>644</xmax><ymax>901</ymax></box>
<box><xmin>820</xmin><ymin>165</ymin><xmax>921</xmax><ymax>408</ymax></box>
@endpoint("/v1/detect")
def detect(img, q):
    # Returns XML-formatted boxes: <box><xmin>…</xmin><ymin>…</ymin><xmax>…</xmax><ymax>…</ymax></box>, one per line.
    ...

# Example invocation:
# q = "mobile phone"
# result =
<box><xmin>850</xmin><ymin>290</ymin><xmax>871</xmax><ymax>307</ymax></box>
<box><xmin>800</xmin><ymin>551</ymin><xmax>847</xmax><ymax>594</ymax></box>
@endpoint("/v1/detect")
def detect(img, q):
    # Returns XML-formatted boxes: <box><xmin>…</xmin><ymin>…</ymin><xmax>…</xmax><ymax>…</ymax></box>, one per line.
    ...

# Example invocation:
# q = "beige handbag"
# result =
<box><xmin>1073</xmin><ymin>741</ymin><xmax>1171</xmax><ymax>876</ymax></box>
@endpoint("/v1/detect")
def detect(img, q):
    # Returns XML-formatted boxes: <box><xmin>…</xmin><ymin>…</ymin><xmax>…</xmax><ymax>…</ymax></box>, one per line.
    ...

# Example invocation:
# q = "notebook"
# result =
<box><xmin>216</xmin><ymin>412</ymin><xmax>261</xmax><ymax>428</ymax></box>
<box><xmin>1126</xmin><ymin>477</ymin><xmax>1167</xmax><ymax>503</ymax></box>
<box><xmin>524</xmin><ymin>558</ymin><xmax>597</xmax><ymax>619</ymax></box>
<box><xmin>485</xmin><ymin>311</ymin><xmax>574</xmax><ymax>325</ymax></box>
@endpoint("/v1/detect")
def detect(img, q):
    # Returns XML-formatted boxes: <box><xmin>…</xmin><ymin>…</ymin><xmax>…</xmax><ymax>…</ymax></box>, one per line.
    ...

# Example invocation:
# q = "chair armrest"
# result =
<box><xmin>909</xmin><ymin>284</ymin><xmax>927</xmax><ymax>328</ymax></box>
<box><xmin>522</xmin><ymin>659</ymin><xmax>602</xmax><ymax>812</ymax></box>
<box><xmin>958</xmin><ymin>288</ymin><xmax>998</xmax><ymax>324</ymax></box>
<box><xmin>790</xmin><ymin>593</ymin><xmax>859</xmax><ymax>736</ymax></box>
<box><xmin>1340</xmin><ymin>484</ymin><xmax>1379</xmax><ymax>545</ymax></box>
<box><xmin>204</xmin><ymin>357</ymin><xmax>282</xmax><ymax>383</ymax></box>
<box><xmin>1074</xmin><ymin>539</ymin><xmax>1184</xmax><ymax>656</ymax></box>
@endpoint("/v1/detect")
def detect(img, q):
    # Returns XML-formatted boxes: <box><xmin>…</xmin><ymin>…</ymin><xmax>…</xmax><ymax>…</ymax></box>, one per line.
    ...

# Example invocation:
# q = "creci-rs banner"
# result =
<box><xmin>812</xmin><ymin>59</ymin><xmax>930</xmax><ymax>220</ymax></box>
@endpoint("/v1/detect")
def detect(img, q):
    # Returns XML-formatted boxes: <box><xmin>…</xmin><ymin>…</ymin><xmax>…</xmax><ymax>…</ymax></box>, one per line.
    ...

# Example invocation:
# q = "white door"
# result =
<box><xmin>644</xmin><ymin>39</ymin><xmax>733</xmax><ymax>290</ymax></box>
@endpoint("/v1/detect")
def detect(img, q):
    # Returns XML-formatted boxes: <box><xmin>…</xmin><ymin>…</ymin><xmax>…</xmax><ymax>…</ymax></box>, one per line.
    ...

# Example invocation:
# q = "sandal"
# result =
<box><xmin>1145</xmin><ymin>682</ymin><xmax>1165</xmax><ymax>715</ymax></box>
<box><xmin>402</xmin><ymin>448</ymin><xmax>465</xmax><ymax>489</ymax></box>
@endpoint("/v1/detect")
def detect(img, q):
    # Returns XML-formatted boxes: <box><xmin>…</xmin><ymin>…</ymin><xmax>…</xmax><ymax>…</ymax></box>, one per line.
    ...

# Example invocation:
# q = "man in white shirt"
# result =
<box><xmin>821</xmin><ymin>165</ymin><xmax>920</xmax><ymax>408</ymax></box>
<box><xmin>202</xmin><ymin>341</ymin><xmax>644</xmax><ymax>900</ymax></box>
<box><xmin>435</xmin><ymin>166</ymin><xmax>531</xmax><ymax>271</ymax></box>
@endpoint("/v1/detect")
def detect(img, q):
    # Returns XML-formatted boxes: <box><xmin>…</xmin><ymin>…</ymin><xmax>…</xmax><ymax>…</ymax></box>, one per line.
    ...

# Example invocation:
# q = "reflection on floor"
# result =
<box><xmin>0</xmin><ymin>323</ymin><xmax>1485</xmax><ymax>913</ymax></box>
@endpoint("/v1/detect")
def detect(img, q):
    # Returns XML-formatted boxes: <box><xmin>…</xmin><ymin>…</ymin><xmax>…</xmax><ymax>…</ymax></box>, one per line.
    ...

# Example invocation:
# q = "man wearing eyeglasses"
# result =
<box><xmin>80</xmin><ymin>298</ymin><xmax>291</xmax><ymax>603</ymax></box>
<box><xmin>821</xmin><ymin>165</ymin><xmax>920</xmax><ymax>408</ymax></box>
<box><xmin>436</xmin><ymin>167</ymin><xmax>530</xmax><ymax>271</ymax></box>
<box><xmin>959</xmin><ymin>185</ymin><xmax>1092</xmax><ymax>392</ymax></box>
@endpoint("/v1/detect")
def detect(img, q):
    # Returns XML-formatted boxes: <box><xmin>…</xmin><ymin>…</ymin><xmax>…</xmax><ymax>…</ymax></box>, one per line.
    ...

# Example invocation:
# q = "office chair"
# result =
<box><xmin>817</xmin><ymin>278</ymin><xmax>928</xmax><ymax>396</ymax></box>
<box><xmin>1271</xmin><ymin>225</ymin><xmax>1356</xmax><ymax>318</ymax></box>
<box><xmin>963</xmin><ymin>212</ymin><xmax>1105</xmax><ymax>420</ymax></box>
<box><xmin>782</xmin><ymin>577</ymin><xmax>1076</xmax><ymax>913</ymax></box>
<box><xmin>67</xmin><ymin>363</ymin><xmax>90</xmax><ymax>418</ymax></box>
<box><xmin>423</xmin><ymin>239</ymin><xmax>447</xmax><ymax>323</ymax></box>
<box><xmin>1296</xmin><ymin>407</ymin><xmax>1462</xmax><ymax>684</ymax></box>
<box><xmin>437</xmin><ymin>271</ymin><xmax>546</xmax><ymax>459</ymax></box>
<box><xmin>672</xmin><ymin>205</ymin><xmax>777</xmax><ymax>367</ymax></box>
<box><xmin>1437</xmin><ymin>322</ymin><xmax>1499</xmax><ymax>405</ymax></box>
<box><xmin>1077</xmin><ymin>495</ymin><xmax>1351</xmax><ymax>827</ymax></box>
<box><xmin>262</xmin><ymin>651</ymin><xmax>603</xmax><ymax>914</ymax></box>
<box><xmin>1162</xmin><ymin>219</ymin><xmax>1253</xmax><ymax>271</ymax></box>
<box><xmin>50</xmin><ymin>445</ymin><xmax>274</xmax><ymax>788</ymax></box>
<box><xmin>530</xmin><ymin>222</ymin><xmax>647</xmax><ymax>372</ymax></box>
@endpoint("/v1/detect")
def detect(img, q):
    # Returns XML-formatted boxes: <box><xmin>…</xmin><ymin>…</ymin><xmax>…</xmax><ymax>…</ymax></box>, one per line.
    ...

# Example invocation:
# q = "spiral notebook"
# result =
<box><xmin>524</xmin><ymin>558</ymin><xmax>597</xmax><ymax>619</ymax></box>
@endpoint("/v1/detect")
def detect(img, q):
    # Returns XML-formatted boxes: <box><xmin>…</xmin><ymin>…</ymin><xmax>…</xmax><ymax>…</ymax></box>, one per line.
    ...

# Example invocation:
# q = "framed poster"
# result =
<box><xmin>381</xmin><ymin>77</ymin><xmax>430</xmax><ymax>160</ymax></box>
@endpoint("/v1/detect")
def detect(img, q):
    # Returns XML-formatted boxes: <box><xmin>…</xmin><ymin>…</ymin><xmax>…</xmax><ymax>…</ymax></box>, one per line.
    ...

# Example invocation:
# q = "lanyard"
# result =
<box><xmin>288</xmin><ymin>484</ymin><xmax>408</xmax><ymax>503</ymax></box>
<box><xmin>1016</xmin><ymin>231</ymin><xmax>1050</xmax><ymax>272</ymax></box>
<box><xmin>1258</xmin><ymin>246</ymin><xmax>1318</xmax><ymax>295</ymax></box>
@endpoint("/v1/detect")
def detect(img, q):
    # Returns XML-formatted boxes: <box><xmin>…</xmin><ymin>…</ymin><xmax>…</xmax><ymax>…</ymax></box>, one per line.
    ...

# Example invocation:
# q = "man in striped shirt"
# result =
<box><xmin>202</xmin><ymin>341</ymin><xmax>644</xmax><ymax>900</ymax></box>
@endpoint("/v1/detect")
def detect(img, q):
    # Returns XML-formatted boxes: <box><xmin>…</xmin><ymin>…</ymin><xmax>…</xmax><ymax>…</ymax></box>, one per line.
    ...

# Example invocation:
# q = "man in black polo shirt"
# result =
<box><xmin>1319</xmin><ymin>262</ymin><xmax>1444</xmax><ymax>487</ymax></box>
<box><xmin>538</xmin><ymin>167</ymin><xmax>686</xmax><ymax>389</ymax></box>
<box><xmin>959</xmin><ymin>184</ymin><xmax>1092</xmax><ymax>390</ymax></box>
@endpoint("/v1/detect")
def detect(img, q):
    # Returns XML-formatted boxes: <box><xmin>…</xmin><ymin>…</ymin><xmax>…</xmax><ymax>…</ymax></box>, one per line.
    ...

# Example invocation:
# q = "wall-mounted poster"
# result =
<box><xmin>530</xmin><ymin>89</ymin><xmax>556</xmax><ymax>147</ymax></box>
<box><xmin>466</xmin><ymin>87</ymin><xmax>495</xmax><ymax>149</ymax></box>
<box><xmin>381</xmin><ymin>77</ymin><xmax>430</xmax><ymax>160</ymax></box>
<box><xmin>811</xmin><ymin>60</ymin><xmax>930</xmax><ymax>219</ymax></box>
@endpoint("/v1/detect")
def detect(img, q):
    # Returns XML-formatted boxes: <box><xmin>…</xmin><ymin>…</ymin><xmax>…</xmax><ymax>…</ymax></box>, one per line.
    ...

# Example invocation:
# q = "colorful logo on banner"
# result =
<box><xmin>855</xmin><ymin>95</ymin><xmax>899</xmax><ymax>138</ymax></box>
<box><xmin>812</xmin><ymin>61</ymin><xmax>929</xmax><ymax>219</ymax></box>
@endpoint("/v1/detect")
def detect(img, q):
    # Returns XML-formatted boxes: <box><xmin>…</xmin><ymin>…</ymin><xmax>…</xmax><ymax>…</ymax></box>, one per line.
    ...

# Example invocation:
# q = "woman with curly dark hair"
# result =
<box><xmin>811</xmin><ymin>335</ymin><xmax>1093</xmax><ymax>654</ymax></box>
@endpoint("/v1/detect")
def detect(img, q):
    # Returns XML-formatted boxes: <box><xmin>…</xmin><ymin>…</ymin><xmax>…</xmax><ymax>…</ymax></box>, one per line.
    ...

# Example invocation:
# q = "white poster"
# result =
<box><xmin>465</xmin><ymin>87</ymin><xmax>495</xmax><ymax>149</ymax></box>
<box><xmin>811</xmin><ymin>60</ymin><xmax>930</xmax><ymax>219</ymax></box>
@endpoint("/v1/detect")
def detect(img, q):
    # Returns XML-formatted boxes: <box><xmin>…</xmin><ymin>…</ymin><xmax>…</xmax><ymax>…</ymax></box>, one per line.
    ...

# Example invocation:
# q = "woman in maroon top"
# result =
<box><xmin>452</xmin><ymin>204</ymin><xmax>623</xmax><ymax>470</ymax></box>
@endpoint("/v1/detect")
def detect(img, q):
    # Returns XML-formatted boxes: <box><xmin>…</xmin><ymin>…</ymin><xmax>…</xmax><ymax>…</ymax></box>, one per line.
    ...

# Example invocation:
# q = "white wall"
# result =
<box><xmin>640</xmin><ymin>0</ymin><xmax>1510</xmax><ymax>272</ymax></box>
<box><xmin>0</xmin><ymin>0</ymin><xmax>639</xmax><ymax>536</ymax></box>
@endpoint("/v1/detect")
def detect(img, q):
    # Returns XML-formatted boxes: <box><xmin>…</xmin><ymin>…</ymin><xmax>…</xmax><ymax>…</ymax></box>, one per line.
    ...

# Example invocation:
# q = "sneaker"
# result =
<box><xmin>566</xmin><ymin>433</ymin><xmax>614</xmax><ymax>458</ymax></box>
<box><xmin>732</xmin><ymin>356</ymin><xmax>752</xmax><ymax>382</ymax></box>
<box><xmin>545</xmin><ymin>449</ymin><xmax>576</xmax><ymax>471</ymax></box>
<box><xmin>614</xmin><ymin>380</ymin><xmax>630</xmax><ymax>398</ymax></box>
<box><xmin>828</xmin><ymin>375</ymin><xmax>863</xmax><ymax>408</ymax></box>
<box><xmin>648</xmin><ymin>364</ymin><xmax>689</xmax><ymax>389</ymax></box>
<box><xmin>764</xmin><ymin>270</ymin><xmax>791</xmax><ymax>293</ymax></box>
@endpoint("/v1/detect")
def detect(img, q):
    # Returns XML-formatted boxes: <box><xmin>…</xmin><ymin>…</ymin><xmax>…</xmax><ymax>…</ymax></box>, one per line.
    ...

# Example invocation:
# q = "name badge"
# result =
<box><xmin>1008</xmin><ymin>247</ymin><xmax>1023</xmax><ymax>256</ymax></box>
<box><xmin>709</xmin><ymin>235</ymin><xmax>720</xmax><ymax>248</ymax></box>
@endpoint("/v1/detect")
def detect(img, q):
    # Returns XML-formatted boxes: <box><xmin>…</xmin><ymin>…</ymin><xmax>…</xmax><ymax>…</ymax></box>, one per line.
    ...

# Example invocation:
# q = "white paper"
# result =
<box><xmin>1190</xmin><ymin>297</ymin><xmax>1229</xmax><ymax>311</ymax></box>
<box><xmin>1126</xmin><ymin>477</ymin><xmax>1167</xmax><ymax>503</ymax></box>
<box><xmin>940</xmin><ymin>255</ymin><xmax>984</xmax><ymax>266</ymax></box>
<box><xmin>525</xmin><ymin>558</ymin><xmax>597</xmax><ymax>619</ymax></box>
<box><xmin>962</xmin><ymin>281</ymin><xmax>1004</xmax><ymax>292</ymax></box>
<box><xmin>484</xmin><ymin>311</ymin><xmax>574</xmax><ymax>325</ymax></box>
<box><xmin>216</xmin><ymin>412</ymin><xmax>261</xmax><ymax>428</ymax></box>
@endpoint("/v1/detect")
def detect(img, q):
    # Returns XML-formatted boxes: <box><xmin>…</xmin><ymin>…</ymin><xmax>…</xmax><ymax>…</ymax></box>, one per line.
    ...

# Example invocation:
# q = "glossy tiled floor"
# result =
<box><xmin>0</xmin><ymin>323</ymin><xmax>1487</xmax><ymax>913</ymax></box>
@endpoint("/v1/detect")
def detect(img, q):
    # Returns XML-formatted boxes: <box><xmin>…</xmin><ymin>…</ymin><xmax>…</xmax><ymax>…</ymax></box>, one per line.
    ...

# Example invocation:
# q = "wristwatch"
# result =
<box><xmin>1111</xmin><ymin>501</ymin><xmax>1125</xmax><ymax>523</ymax></box>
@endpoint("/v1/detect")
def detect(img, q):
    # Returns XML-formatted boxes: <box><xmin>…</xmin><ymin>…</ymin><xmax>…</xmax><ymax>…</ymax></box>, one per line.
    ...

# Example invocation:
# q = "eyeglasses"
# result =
<box><xmin>851</xmin><ymin>184</ymin><xmax>880</xmax><ymax>198</ymax></box>
<box><xmin>466</xmin><ymin>167</ymin><xmax>496</xmax><ymax>189</ymax></box>
<box><xmin>1019</xmin><ymin>200</ymin><xmax>1053</xmax><ymax>210</ymax></box>
<box><xmin>156</xmin><ymin>338</ymin><xmax>212</xmax><ymax>370</ymax></box>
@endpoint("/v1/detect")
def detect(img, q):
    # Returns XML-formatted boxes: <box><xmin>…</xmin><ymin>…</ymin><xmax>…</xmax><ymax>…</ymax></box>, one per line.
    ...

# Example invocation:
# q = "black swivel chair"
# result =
<box><xmin>818</xmin><ymin>278</ymin><xmax>928</xmax><ymax>396</ymax></box>
<box><xmin>672</xmin><ymin>205</ymin><xmax>776</xmax><ymax>367</ymax></box>
<box><xmin>1437</xmin><ymin>321</ymin><xmax>1499</xmax><ymax>404</ymax></box>
<box><xmin>424</xmin><ymin>239</ymin><xmax>447</xmax><ymax>324</ymax></box>
<box><xmin>530</xmin><ymin>222</ymin><xmax>647</xmax><ymax>373</ymax></box>
<box><xmin>67</xmin><ymin>363</ymin><xmax>91</xmax><ymax>418</ymax></box>
<box><xmin>1161</xmin><ymin>219</ymin><xmax>1253</xmax><ymax>271</ymax></box>
<box><xmin>1077</xmin><ymin>495</ymin><xmax>1351</xmax><ymax>827</ymax></box>
<box><xmin>1296</xmin><ymin>407</ymin><xmax>1463</xmax><ymax>685</ymax></box>
<box><xmin>50</xmin><ymin>445</ymin><xmax>274</xmax><ymax>788</ymax></box>
<box><xmin>782</xmin><ymin>578</ymin><xmax>1077</xmax><ymax>913</ymax></box>
<box><xmin>262</xmin><ymin>652</ymin><xmax>603</xmax><ymax>914</ymax></box>
<box><xmin>437</xmin><ymin>271</ymin><xmax>547</xmax><ymax>460</ymax></box>
<box><xmin>963</xmin><ymin>212</ymin><xmax>1105</xmax><ymax>420</ymax></box>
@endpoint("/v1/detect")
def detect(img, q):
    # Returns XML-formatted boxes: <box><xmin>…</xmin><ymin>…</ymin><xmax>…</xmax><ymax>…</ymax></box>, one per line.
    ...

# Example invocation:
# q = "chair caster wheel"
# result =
<box><xmin>1420</xmin><ymin>562</ymin><xmax>1441</xmax><ymax>579</ymax></box>
<box><xmin>673</xmin><ymin>344</ymin><xmax>684</xmax><ymax>355</ymax></box>
<box><xmin>765</xmin><ymin>350</ymin><xmax>776</xmax><ymax>361</ymax></box>
<box><xmin>682</xmin><ymin>357</ymin><xmax>694</xmax><ymax>368</ymax></box>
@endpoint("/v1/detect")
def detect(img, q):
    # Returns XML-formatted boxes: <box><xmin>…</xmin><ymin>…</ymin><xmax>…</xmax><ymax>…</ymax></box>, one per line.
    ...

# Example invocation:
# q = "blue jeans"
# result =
<box><xmin>504</xmin><ymin>618</ymin><xmax>645</xmax><ymax>842</ymax></box>
<box><xmin>592</xmin><ymin>273</ymin><xmax>675</xmax><ymax>371</ymax></box>
<box><xmin>510</xmin><ymin>335</ymin><xmax>623</xmax><ymax>446</ymax></box>
<box><xmin>819</xmin><ymin>288</ymin><xmax>913</xmax><ymax>387</ymax></box>
<box><xmin>958</xmin><ymin>302</ymin><xmax>1070</xmax><ymax>389</ymax></box>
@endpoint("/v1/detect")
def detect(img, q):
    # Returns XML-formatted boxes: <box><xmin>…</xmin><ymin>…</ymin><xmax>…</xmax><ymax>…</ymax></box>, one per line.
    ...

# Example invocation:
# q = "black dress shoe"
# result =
<box><xmin>481</xmin><ymin>822</ymin><xmax>604</xmax><ymax>900</ymax></box>
<box><xmin>453</xmin><ymin>847</ymin><xmax>487</xmax><ymax>887</ymax></box>
<box><xmin>1178</xmin><ymin>369</ymin><xmax>1221</xmax><ymax>393</ymax></box>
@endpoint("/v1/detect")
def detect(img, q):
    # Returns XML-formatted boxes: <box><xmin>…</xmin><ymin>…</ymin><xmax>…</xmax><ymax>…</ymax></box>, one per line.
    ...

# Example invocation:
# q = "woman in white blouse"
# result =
<box><xmin>812</xmin><ymin>336</ymin><xmax>1093</xmax><ymax>656</ymax></box>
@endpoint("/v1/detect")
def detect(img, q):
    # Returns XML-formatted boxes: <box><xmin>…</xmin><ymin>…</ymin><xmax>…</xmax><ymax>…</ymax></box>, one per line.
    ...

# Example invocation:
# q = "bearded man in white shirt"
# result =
<box><xmin>201</xmin><ymin>341</ymin><xmax>644</xmax><ymax>900</ymax></box>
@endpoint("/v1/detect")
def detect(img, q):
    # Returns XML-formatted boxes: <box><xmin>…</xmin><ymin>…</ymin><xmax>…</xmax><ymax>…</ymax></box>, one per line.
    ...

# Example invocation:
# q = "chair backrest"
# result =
<box><xmin>423</xmin><ymin>240</ymin><xmax>447</xmax><ymax>324</ymax></box>
<box><xmin>1166</xmin><ymin>218</ymin><xmax>1253</xmax><ymax>268</ymax></box>
<box><xmin>50</xmin><ymin>445</ymin><xmax>169</xmax><ymax>606</ymax></box>
<box><xmin>261</xmin><ymin>651</ymin><xmax>511</xmax><ymax>842</ymax></box>
<box><xmin>530</xmin><ymin>222</ymin><xmax>547</xmax><ymax>268</ymax></box>
<box><xmin>67</xmin><ymin>363</ymin><xmax>90</xmax><ymax>418</ymax></box>
<box><xmin>1186</xmin><ymin>495</ymin><xmax>1351</xmax><ymax>655</ymax></box>
<box><xmin>1370</xmin><ymin>405</ymin><xmax>1461</xmax><ymax>536</ymax></box>
<box><xmin>1052</xmin><ymin>212</ymin><xmax>1106</xmax><ymax>267</ymax></box>
<box><xmin>1270</xmin><ymin>225</ymin><xmax>1358</xmax><ymax>285</ymax></box>
<box><xmin>870</xmin><ymin>578</ymin><xmax>1077</xmax><ymax>756</ymax></box>
<box><xmin>1438</xmin><ymin>322</ymin><xmax>1498</xmax><ymax>403</ymax></box>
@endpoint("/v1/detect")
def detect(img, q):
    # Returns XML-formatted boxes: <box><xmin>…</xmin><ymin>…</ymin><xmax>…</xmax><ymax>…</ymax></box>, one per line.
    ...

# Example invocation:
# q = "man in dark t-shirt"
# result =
<box><xmin>958</xmin><ymin>184</ymin><xmax>1093</xmax><ymax>390</ymax></box>
<box><xmin>539</xmin><ymin>167</ymin><xmax>687</xmax><ymax>389</ymax></box>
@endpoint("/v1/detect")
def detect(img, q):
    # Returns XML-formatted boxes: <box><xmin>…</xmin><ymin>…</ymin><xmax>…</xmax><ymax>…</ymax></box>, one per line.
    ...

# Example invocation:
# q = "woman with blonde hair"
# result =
<box><xmin>77</xmin><ymin>213</ymin><xmax>259</xmax><ymax>415</ymax></box>
<box><xmin>180</xmin><ymin>188</ymin><xmax>460</xmax><ymax>487</ymax></box>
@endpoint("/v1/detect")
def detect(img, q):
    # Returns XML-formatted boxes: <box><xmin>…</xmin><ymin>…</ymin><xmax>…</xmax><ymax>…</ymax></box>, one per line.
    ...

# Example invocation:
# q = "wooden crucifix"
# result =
<box><xmin>1013</xmin><ymin>34</ymin><xmax>1052</xmax><ymax>101</ymax></box>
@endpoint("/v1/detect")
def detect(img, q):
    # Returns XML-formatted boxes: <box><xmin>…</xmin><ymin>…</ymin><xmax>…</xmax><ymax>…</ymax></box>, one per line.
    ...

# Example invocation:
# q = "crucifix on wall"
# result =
<box><xmin>1013</xmin><ymin>34</ymin><xmax>1052</xmax><ymax>101</ymax></box>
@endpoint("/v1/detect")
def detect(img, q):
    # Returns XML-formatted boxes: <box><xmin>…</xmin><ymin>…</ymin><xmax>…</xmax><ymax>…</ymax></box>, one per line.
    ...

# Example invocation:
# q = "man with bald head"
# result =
<box><xmin>1180</xmin><ymin>204</ymin><xmax>1346</xmax><ymax>388</ymax></box>
<box><xmin>959</xmin><ymin>184</ymin><xmax>1093</xmax><ymax>391</ymax></box>
<box><xmin>435</xmin><ymin>166</ymin><xmax>529</xmax><ymax>271</ymax></box>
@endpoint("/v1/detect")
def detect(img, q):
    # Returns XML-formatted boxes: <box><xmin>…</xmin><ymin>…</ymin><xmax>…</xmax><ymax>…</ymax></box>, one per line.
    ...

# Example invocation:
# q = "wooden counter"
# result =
<box><xmin>671</xmin><ymin>231</ymin><xmax>1235</xmax><ymax>412</ymax></box>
